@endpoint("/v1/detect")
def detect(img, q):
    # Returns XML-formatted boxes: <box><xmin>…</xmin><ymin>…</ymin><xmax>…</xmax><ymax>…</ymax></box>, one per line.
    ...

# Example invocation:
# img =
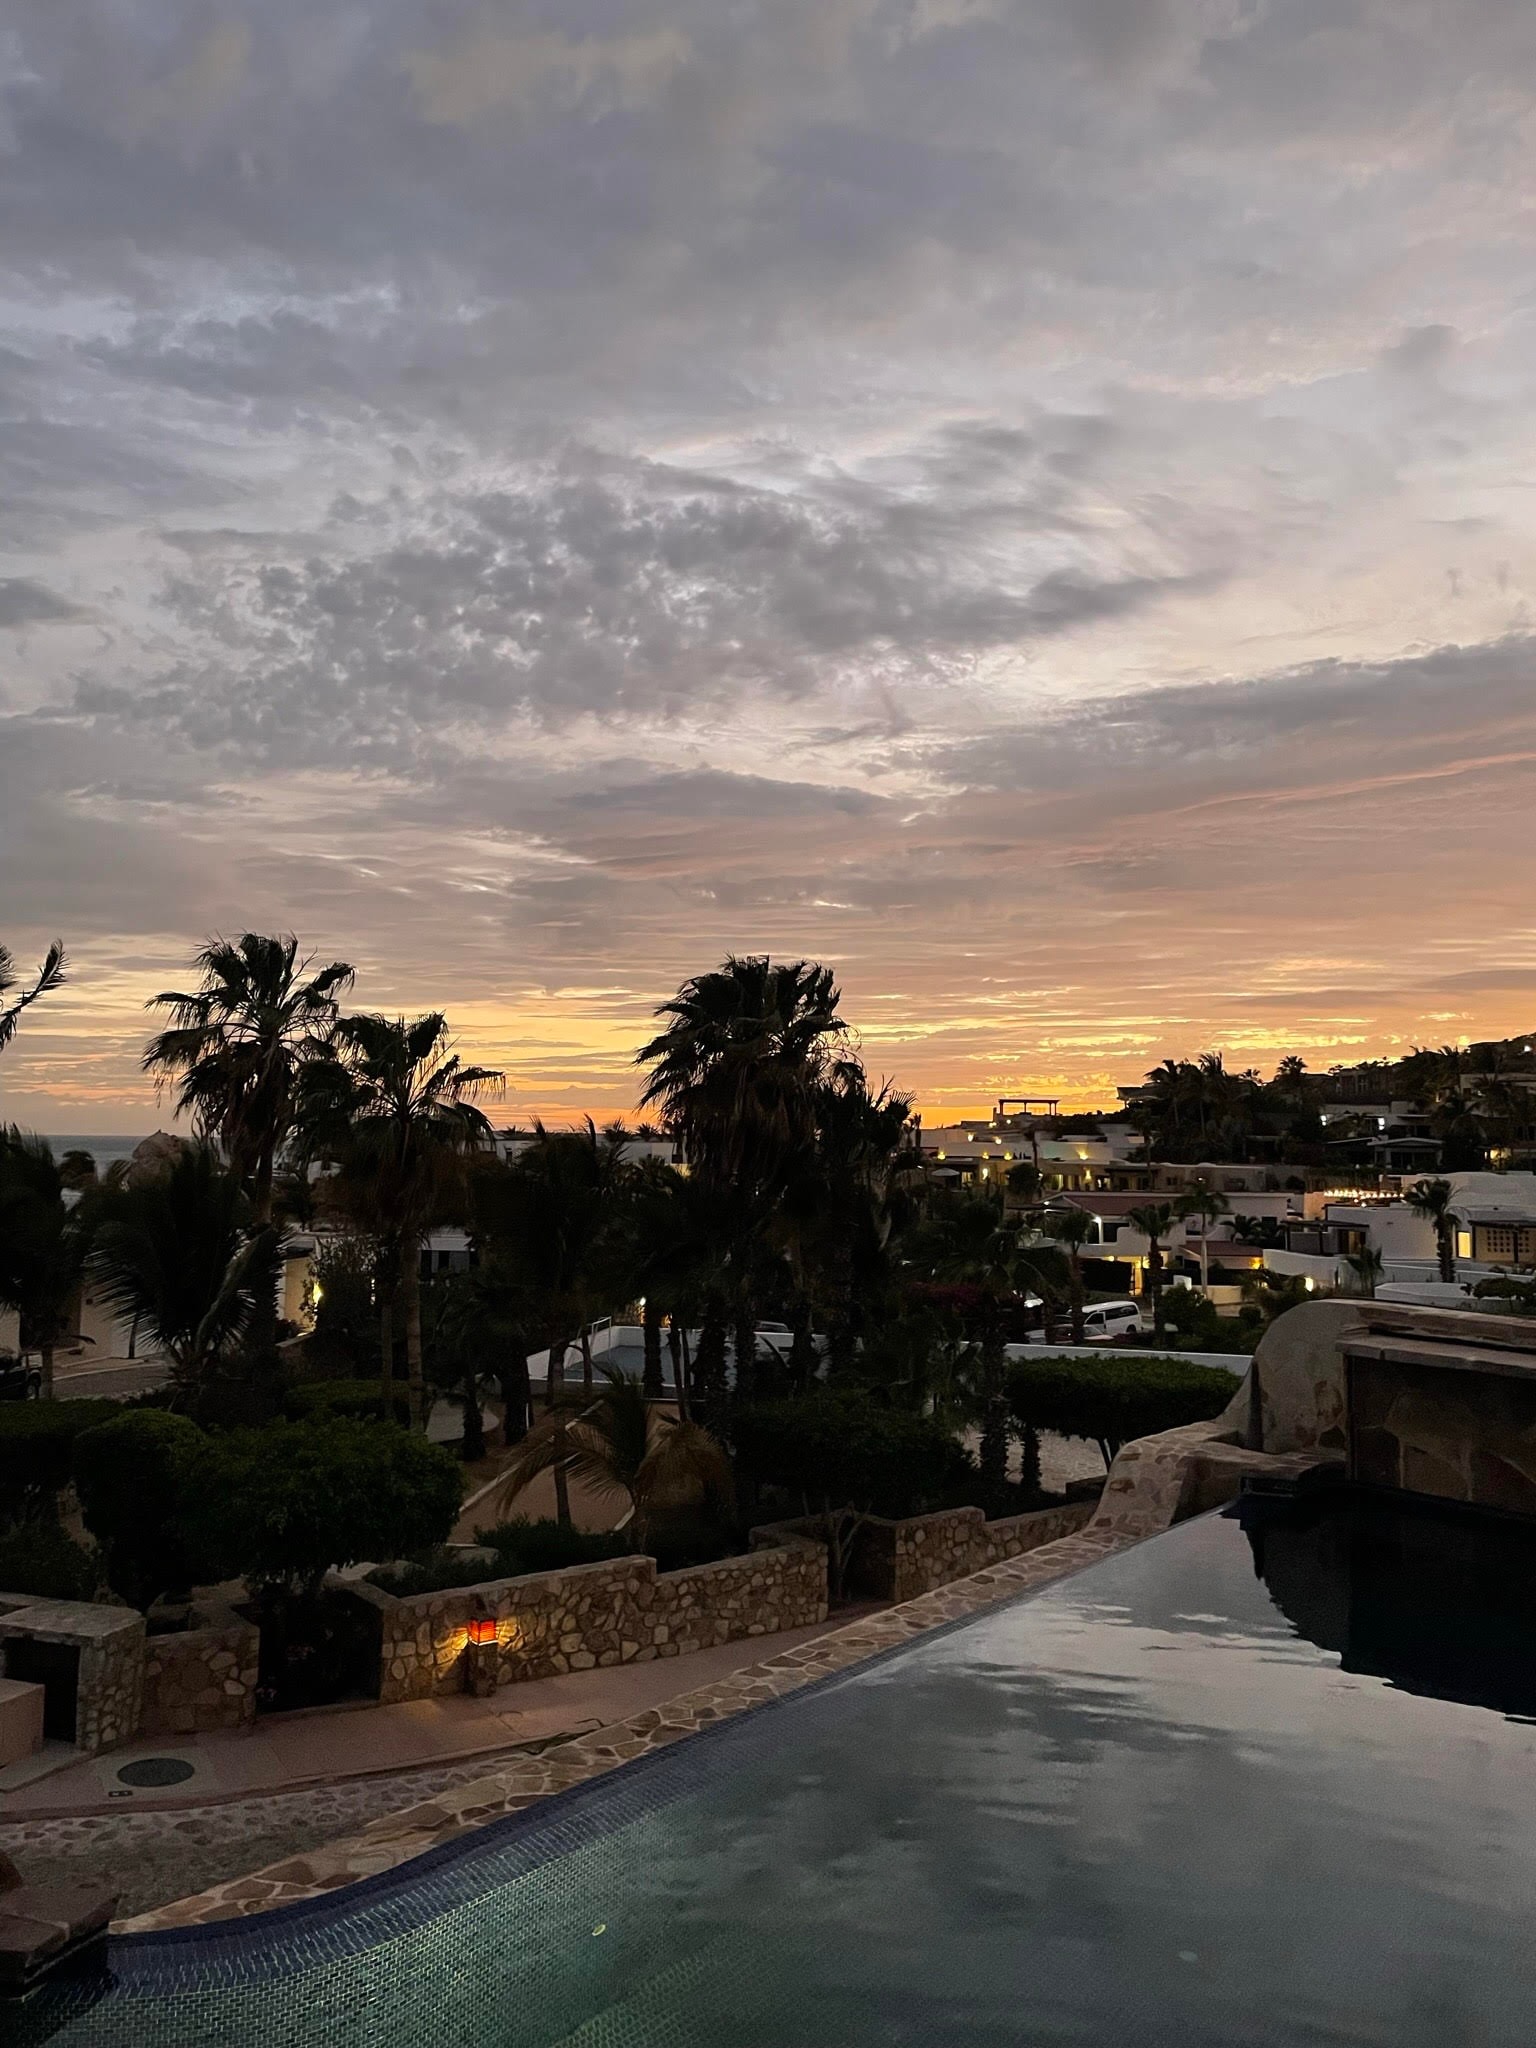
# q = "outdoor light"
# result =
<box><xmin>467</xmin><ymin>1616</ymin><xmax>497</xmax><ymax>1648</ymax></box>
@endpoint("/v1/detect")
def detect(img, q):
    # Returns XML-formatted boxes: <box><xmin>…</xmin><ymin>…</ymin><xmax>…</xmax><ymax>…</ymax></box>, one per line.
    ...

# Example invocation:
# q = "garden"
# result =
<box><xmin>0</xmin><ymin>937</ymin><xmax>1246</xmax><ymax>1717</ymax></box>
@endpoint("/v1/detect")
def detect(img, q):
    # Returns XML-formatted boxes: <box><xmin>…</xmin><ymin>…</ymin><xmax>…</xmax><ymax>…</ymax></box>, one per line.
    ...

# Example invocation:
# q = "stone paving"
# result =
<box><xmin>120</xmin><ymin>1524</ymin><xmax>1131</xmax><ymax>1931</ymax></box>
<box><xmin>0</xmin><ymin>1751</ymin><xmax>549</xmax><ymax>1922</ymax></box>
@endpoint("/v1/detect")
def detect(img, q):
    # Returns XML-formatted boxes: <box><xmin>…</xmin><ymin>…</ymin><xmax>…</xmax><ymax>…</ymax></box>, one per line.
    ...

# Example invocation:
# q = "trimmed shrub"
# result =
<box><xmin>0</xmin><ymin>1519</ymin><xmax>100</xmax><ymax>1601</ymax></box>
<box><xmin>181</xmin><ymin>1418</ymin><xmax>463</xmax><ymax>1598</ymax></box>
<box><xmin>0</xmin><ymin>1399</ymin><xmax>121</xmax><ymax>1524</ymax></box>
<box><xmin>285</xmin><ymin>1378</ymin><xmax>410</xmax><ymax>1427</ymax></box>
<box><xmin>1008</xmin><ymin>1353</ymin><xmax>1235</xmax><ymax>1463</ymax></box>
<box><xmin>73</xmin><ymin>1409</ymin><xmax>209</xmax><ymax>1610</ymax></box>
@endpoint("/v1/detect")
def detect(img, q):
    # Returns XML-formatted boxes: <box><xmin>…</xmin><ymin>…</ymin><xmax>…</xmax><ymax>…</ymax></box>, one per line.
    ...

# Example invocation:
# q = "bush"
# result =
<box><xmin>1008</xmin><ymin>1354</ymin><xmax>1236</xmax><ymax>1463</ymax></box>
<box><xmin>0</xmin><ymin>1519</ymin><xmax>100</xmax><ymax>1601</ymax></box>
<box><xmin>73</xmin><ymin>1409</ymin><xmax>209</xmax><ymax>1610</ymax></box>
<box><xmin>181</xmin><ymin>1417</ymin><xmax>464</xmax><ymax>1598</ymax></box>
<box><xmin>0</xmin><ymin>1399</ymin><xmax>121</xmax><ymax>1524</ymax></box>
<box><xmin>477</xmin><ymin>1517</ymin><xmax>632</xmax><ymax>1577</ymax></box>
<box><xmin>371</xmin><ymin>1518</ymin><xmax>632</xmax><ymax>1596</ymax></box>
<box><xmin>285</xmin><ymin>1378</ymin><xmax>410</xmax><ymax>1427</ymax></box>
<box><xmin>735</xmin><ymin>1391</ymin><xmax>973</xmax><ymax>1596</ymax></box>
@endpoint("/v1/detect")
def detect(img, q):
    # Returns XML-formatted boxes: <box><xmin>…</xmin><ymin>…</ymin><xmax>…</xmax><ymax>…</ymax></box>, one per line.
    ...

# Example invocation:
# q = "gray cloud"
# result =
<box><xmin>5</xmin><ymin>0</ymin><xmax>1536</xmax><ymax>1124</ymax></box>
<box><xmin>0</xmin><ymin>578</ymin><xmax>83</xmax><ymax>627</ymax></box>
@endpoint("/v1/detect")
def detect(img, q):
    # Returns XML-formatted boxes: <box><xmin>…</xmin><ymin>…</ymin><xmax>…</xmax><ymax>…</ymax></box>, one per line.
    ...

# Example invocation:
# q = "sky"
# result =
<box><xmin>4</xmin><ymin>0</ymin><xmax>1536</xmax><ymax>1134</ymax></box>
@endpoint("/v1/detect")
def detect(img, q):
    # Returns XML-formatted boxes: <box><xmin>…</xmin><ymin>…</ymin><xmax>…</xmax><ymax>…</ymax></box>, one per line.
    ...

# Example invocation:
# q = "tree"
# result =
<box><xmin>1176</xmin><ymin>1186</ymin><xmax>1229</xmax><ymax>1295</ymax></box>
<box><xmin>143</xmin><ymin>934</ymin><xmax>354</xmax><ymax>1234</ymax></box>
<box><xmin>471</xmin><ymin>1122</ymin><xmax>632</xmax><ymax>1408</ymax></box>
<box><xmin>0</xmin><ymin>939</ymin><xmax>65</xmax><ymax>1056</ymax></box>
<box><xmin>303</xmin><ymin>1012</ymin><xmax>502</xmax><ymax>1428</ymax></box>
<box><xmin>0</xmin><ymin>1129</ymin><xmax>97</xmax><ymax>1397</ymax></box>
<box><xmin>1008</xmin><ymin>1354</ymin><xmax>1233</xmax><ymax>1467</ymax></box>
<box><xmin>493</xmin><ymin>1370</ymin><xmax>732</xmax><ymax>1540</ymax></box>
<box><xmin>182</xmin><ymin>1417</ymin><xmax>463</xmax><ymax>1600</ymax></box>
<box><xmin>1125</xmin><ymin>1202</ymin><xmax>1177</xmax><ymax>1341</ymax></box>
<box><xmin>638</xmin><ymin>956</ymin><xmax>848</xmax><ymax>1401</ymax></box>
<box><xmin>1345</xmin><ymin>1245</ymin><xmax>1384</xmax><ymax>1297</ymax></box>
<box><xmin>89</xmin><ymin>1146</ymin><xmax>280</xmax><ymax>1408</ymax></box>
<box><xmin>1405</xmin><ymin>1177</ymin><xmax>1460</xmax><ymax>1284</ymax></box>
<box><xmin>797</xmin><ymin>1065</ymin><xmax>915</xmax><ymax>1378</ymax></box>
<box><xmin>1036</xmin><ymin>1203</ymin><xmax>1096</xmax><ymax>1343</ymax></box>
<box><xmin>73</xmin><ymin>1409</ymin><xmax>208</xmax><ymax>1610</ymax></box>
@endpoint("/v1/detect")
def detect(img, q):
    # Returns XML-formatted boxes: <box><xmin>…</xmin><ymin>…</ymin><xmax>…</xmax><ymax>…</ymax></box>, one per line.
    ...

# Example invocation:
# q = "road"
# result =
<box><xmin>54</xmin><ymin>1359</ymin><xmax>170</xmax><ymax>1401</ymax></box>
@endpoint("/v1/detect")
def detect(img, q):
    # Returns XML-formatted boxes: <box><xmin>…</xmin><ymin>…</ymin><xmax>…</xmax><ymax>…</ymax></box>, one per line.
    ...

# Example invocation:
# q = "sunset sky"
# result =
<box><xmin>4</xmin><ymin>0</ymin><xmax>1536</xmax><ymax>1135</ymax></box>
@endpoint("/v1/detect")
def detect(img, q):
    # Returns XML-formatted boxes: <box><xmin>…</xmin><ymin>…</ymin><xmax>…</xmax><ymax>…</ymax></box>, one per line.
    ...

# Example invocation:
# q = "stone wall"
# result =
<box><xmin>849</xmin><ymin>1499</ymin><xmax>1099</xmax><ymax>1604</ymax></box>
<box><xmin>360</xmin><ymin>1532</ymin><xmax>828</xmax><ymax>1705</ymax></box>
<box><xmin>0</xmin><ymin>1597</ymin><xmax>145</xmax><ymax>1755</ymax></box>
<box><xmin>140</xmin><ymin>1600</ymin><xmax>260</xmax><ymax>1736</ymax></box>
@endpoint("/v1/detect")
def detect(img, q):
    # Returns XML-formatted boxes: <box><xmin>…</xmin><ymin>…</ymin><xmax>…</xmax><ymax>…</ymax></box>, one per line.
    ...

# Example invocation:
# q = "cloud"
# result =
<box><xmin>0</xmin><ymin>578</ymin><xmax>83</xmax><ymax>627</ymax></box>
<box><xmin>5</xmin><ymin>0</ymin><xmax>1536</xmax><ymax>1123</ymax></box>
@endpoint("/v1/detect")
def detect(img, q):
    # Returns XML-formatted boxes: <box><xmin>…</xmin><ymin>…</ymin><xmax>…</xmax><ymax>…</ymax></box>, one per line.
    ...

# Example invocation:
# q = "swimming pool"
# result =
<box><xmin>21</xmin><ymin>1488</ymin><xmax>1536</xmax><ymax>2046</ymax></box>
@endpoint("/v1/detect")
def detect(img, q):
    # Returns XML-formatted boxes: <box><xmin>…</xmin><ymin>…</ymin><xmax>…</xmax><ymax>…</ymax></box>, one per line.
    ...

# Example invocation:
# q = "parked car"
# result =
<box><xmin>0</xmin><ymin>1354</ymin><xmax>43</xmax><ymax>1400</ymax></box>
<box><xmin>1079</xmin><ymin>1300</ymin><xmax>1146</xmax><ymax>1343</ymax></box>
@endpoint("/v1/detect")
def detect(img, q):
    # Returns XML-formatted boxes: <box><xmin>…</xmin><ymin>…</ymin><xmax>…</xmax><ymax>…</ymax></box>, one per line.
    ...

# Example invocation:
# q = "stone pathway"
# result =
<box><xmin>0</xmin><ymin>1752</ymin><xmax>550</xmax><ymax>1921</ymax></box>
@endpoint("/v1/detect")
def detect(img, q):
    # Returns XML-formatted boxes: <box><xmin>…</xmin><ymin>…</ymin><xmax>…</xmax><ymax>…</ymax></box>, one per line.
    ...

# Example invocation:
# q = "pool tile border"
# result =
<box><xmin>120</xmin><ymin>1525</ymin><xmax>1131</xmax><ymax>1933</ymax></box>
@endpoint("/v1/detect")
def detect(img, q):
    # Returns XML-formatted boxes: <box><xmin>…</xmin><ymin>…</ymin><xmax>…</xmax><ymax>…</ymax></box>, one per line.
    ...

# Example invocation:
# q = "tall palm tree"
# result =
<box><xmin>0</xmin><ymin>1129</ymin><xmax>96</xmax><ymax>1397</ymax></box>
<box><xmin>788</xmin><ymin>1065</ymin><xmax>915</xmax><ymax>1381</ymax></box>
<box><xmin>89</xmin><ymin>1145</ymin><xmax>280</xmax><ymax>1403</ymax></box>
<box><xmin>1176</xmin><ymin>1187</ymin><xmax>1229</xmax><ymax>1294</ymax></box>
<box><xmin>493</xmin><ymin>1370</ymin><xmax>732</xmax><ymax>1539</ymax></box>
<box><xmin>144</xmin><ymin>934</ymin><xmax>354</xmax><ymax>1232</ymax></box>
<box><xmin>304</xmin><ymin>1013</ymin><xmax>502</xmax><ymax>1428</ymax></box>
<box><xmin>1037</xmin><ymin>1203</ymin><xmax>1096</xmax><ymax>1343</ymax></box>
<box><xmin>638</xmin><ymin>957</ymin><xmax>848</xmax><ymax>1401</ymax></box>
<box><xmin>1126</xmin><ymin>1201</ymin><xmax>1177</xmax><ymax>1341</ymax></box>
<box><xmin>1405</xmin><ymin>1177</ymin><xmax>1460</xmax><ymax>1284</ymax></box>
<box><xmin>0</xmin><ymin>939</ymin><xmax>66</xmax><ymax>1055</ymax></box>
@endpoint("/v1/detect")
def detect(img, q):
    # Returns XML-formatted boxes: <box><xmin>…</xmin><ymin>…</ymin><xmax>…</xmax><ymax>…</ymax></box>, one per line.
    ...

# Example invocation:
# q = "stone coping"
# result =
<box><xmin>0</xmin><ymin>1600</ymin><xmax>143</xmax><ymax>1646</ymax></box>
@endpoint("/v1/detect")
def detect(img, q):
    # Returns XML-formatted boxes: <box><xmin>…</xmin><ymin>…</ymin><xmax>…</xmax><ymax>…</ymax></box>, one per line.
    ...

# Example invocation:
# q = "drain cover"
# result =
<box><xmin>115</xmin><ymin>1756</ymin><xmax>196</xmax><ymax>1788</ymax></box>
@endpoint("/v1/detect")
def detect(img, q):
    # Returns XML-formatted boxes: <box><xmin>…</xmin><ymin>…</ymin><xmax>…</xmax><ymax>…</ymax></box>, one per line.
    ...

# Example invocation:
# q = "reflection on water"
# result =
<box><xmin>28</xmin><ymin>1500</ymin><xmax>1536</xmax><ymax>2047</ymax></box>
<box><xmin>1241</xmin><ymin>1484</ymin><xmax>1536</xmax><ymax>1718</ymax></box>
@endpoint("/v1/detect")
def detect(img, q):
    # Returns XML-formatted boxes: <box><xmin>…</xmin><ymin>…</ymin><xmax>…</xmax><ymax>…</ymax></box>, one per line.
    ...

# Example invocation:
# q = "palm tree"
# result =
<box><xmin>1037</xmin><ymin>1203</ymin><xmax>1096</xmax><ymax>1343</ymax></box>
<box><xmin>477</xmin><ymin>1121</ymin><xmax>633</xmax><ymax>1407</ymax></box>
<box><xmin>1345</xmin><ymin>1245</ymin><xmax>1384</xmax><ymax>1297</ymax></box>
<box><xmin>637</xmin><ymin>956</ymin><xmax>847</xmax><ymax>1399</ymax></box>
<box><xmin>0</xmin><ymin>939</ymin><xmax>66</xmax><ymax>1055</ymax></box>
<box><xmin>1126</xmin><ymin>1201</ymin><xmax>1177</xmax><ymax>1341</ymax></box>
<box><xmin>1405</xmin><ymin>1177</ymin><xmax>1460</xmax><ymax>1284</ymax></box>
<box><xmin>788</xmin><ymin>1065</ymin><xmax>915</xmax><ymax>1381</ymax></box>
<box><xmin>89</xmin><ymin>1145</ymin><xmax>280</xmax><ymax>1403</ymax></box>
<box><xmin>303</xmin><ymin>1013</ymin><xmax>502</xmax><ymax>1428</ymax></box>
<box><xmin>1176</xmin><ymin>1187</ymin><xmax>1229</xmax><ymax>1294</ymax></box>
<box><xmin>492</xmin><ymin>1370</ymin><xmax>732</xmax><ymax>1539</ymax></box>
<box><xmin>144</xmin><ymin>934</ymin><xmax>354</xmax><ymax>1232</ymax></box>
<box><xmin>0</xmin><ymin>1130</ymin><xmax>96</xmax><ymax>1397</ymax></box>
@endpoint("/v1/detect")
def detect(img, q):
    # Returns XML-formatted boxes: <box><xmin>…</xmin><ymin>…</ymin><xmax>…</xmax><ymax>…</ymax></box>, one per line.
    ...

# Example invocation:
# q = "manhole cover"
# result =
<box><xmin>115</xmin><ymin>1756</ymin><xmax>196</xmax><ymax>1788</ymax></box>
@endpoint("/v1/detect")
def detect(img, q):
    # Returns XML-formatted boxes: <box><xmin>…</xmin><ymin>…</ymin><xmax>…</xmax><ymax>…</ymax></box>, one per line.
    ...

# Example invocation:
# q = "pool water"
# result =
<box><xmin>22</xmin><ymin>1489</ymin><xmax>1536</xmax><ymax>2046</ymax></box>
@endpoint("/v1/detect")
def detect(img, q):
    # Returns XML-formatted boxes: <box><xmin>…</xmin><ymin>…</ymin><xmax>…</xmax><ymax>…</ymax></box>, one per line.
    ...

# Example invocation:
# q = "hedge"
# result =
<box><xmin>0</xmin><ymin>1399</ymin><xmax>122</xmax><ymax>1522</ymax></box>
<box><xmin>285</xmin><ymin>1378</ymin><xmax>411</xmax><ymax>1427</ymax></box>
<box><xmin>1008</xmin><ymin>1354</ymin><xmax>1235</xmax><ymax>1462</ymax></box>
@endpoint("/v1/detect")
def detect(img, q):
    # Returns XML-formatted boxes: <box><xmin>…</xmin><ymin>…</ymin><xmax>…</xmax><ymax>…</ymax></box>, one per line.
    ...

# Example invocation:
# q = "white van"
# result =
<box><xmin>1080</xmin><ymin>1300</ymin><xmax>1145</xmax><ymax>1342</ymax></box>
